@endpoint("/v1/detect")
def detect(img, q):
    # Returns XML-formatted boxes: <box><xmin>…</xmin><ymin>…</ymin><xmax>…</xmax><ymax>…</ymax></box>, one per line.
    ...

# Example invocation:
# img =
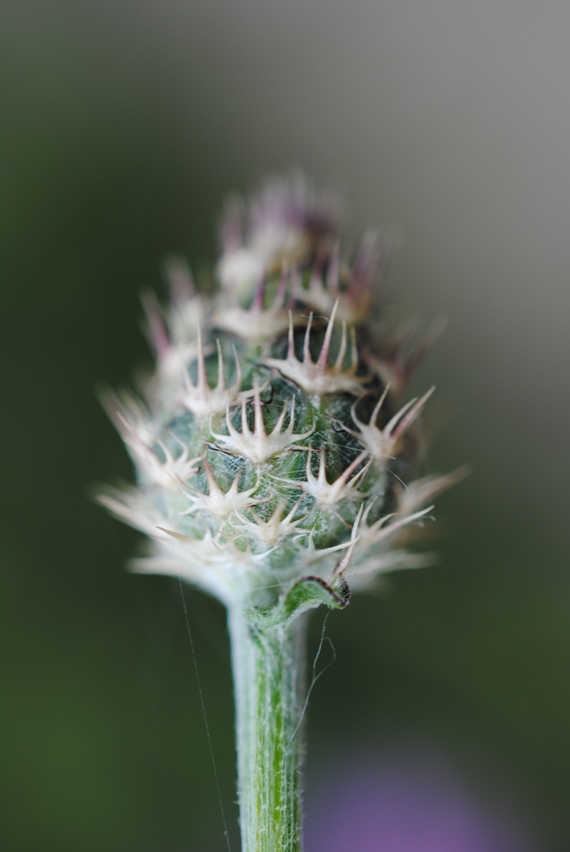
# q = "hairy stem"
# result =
<box><xmin>228</xmin><ymin>605</ymin><xmax>308</xmax><ymax>852</ymax></box>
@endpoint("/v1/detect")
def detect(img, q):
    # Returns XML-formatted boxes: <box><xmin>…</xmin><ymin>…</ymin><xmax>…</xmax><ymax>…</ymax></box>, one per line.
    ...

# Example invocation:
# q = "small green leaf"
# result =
<box><xmin>247</xmin><ymin>574</ymin><xmax>351</xmax><ymax>629</ymax></box>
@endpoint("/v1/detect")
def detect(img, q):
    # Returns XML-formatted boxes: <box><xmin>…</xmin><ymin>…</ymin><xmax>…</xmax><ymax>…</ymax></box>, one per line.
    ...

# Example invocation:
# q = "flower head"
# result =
<box><xmin>101</xmin><ymin>176</ymin><xmax>455</xmax><ymax>621</ymax></box>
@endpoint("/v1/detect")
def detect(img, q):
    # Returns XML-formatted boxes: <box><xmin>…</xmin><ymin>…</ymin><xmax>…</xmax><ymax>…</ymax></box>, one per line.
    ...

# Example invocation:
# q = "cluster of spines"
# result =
<box><xmin>102</xmin><ymin>178</ymin><xmax>457</xmax><ymax>610</ymax></box>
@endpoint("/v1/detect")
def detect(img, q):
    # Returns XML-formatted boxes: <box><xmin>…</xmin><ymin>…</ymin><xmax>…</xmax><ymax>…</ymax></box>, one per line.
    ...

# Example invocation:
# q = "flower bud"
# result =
<box><xmin>101</xmin><ymin>176</ymin><xmax>455</xmax><ymax>622</ymax></box>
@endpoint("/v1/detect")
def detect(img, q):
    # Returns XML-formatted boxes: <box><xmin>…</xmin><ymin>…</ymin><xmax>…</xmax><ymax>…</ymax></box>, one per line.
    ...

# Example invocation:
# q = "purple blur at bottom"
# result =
<box><xmin>304</xmin><ymin>752</ymin><xmax>537</xmax><ymax>852</ymax></box>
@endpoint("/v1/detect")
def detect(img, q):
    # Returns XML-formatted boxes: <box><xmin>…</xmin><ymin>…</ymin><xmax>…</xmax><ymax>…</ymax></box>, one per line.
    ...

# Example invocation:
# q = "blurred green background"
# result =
<box><xmin>2</xmin><ymin>1</ymin><xmax>569</xmax><ymax>850</ymax></box>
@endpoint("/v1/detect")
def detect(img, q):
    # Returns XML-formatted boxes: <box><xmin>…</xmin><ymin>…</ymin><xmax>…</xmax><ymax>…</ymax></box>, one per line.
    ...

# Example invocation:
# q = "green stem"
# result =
<box><xmin>228</xmin><ymin>605</ymin><xmax>308</xmax><ymax>852</ymax></box>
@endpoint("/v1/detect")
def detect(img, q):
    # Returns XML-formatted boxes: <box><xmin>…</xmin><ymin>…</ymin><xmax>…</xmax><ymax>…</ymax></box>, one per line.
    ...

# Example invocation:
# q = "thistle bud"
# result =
<box><xmin>101</xmin><ymin>176</ymin><xmax>455</xmax><ymax>623</ymax></box>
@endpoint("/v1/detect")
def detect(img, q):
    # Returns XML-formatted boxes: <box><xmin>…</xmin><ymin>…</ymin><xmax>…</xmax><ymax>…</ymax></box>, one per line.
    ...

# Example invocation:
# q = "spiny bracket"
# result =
<box><xmin>179</xmin><ymin>327</ymin><xmax>246</xmax><ymax>419</ymax></box>
<box><xmin>212</xmin><ymin>265</ymin><xmax>293</xmax><ymax>343</ymax></box>
<box><xmin>299</xmin><ymin>447</ymin><xmax>371</xmax><ymax>505</ymax></box>
<box><xmin>397</xmin><ymin>466</ymin><xmax>470</xmax><ymax>515</ymax></box>
<box><xmin>180</xmin><ymin>456</ymin><xmax>262</xmax><ymax>519</ymax></box>
<box><xmin>265</xmin><ymin>301</ymin><xmax>368</xmax><ymax>401</ymax></box>
<box><xmin>293</xmin><ymin>232</ymin><xmax>379</xmax><ymax>324</ymax></box>
<box><xmin>210</xmin><ymin>386</ymin><xmax>315</xmax><ymax>464</ymax></box>
<box><xmin>105</xmin><ymin>400</ymin><xmax>201</xmax><ymax>489</ymax></box>
<box><xmin>358</xmin><ymin>502</ymin><xmax>434</xmax><ymax>549</ymax></box>
<box><xmin>233</xmin><ymin>499</ymin><xmax>308</xmax><ymax>547</ymax></box>
<box><xmin>351</xmin><ymin>385</ymin><xmax>435</xmax><ymax>462</ymax></box>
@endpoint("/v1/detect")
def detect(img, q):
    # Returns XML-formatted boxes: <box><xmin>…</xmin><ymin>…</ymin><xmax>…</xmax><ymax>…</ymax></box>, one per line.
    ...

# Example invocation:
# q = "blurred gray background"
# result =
<box><xmin>1</xmin><ymin>1</ymin><xmax>569</xmax><ymax>850</ymax></box>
